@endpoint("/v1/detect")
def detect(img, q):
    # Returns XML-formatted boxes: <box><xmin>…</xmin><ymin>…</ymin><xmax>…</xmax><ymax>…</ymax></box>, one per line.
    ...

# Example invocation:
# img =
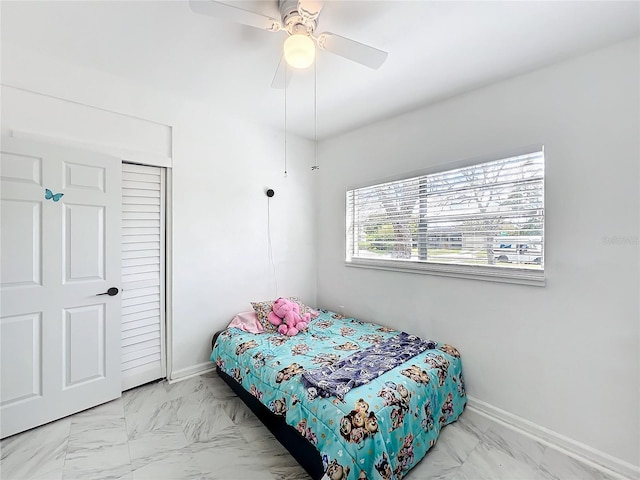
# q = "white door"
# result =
<box><xmin>121</xmin><ymin>163</ymin><xmax>166</xmax><ymax>390</ymax></box>
<box><xmin>0</xmin><ymin>136</ymin><xmax>122</xmax><ymax>438</ymax></box>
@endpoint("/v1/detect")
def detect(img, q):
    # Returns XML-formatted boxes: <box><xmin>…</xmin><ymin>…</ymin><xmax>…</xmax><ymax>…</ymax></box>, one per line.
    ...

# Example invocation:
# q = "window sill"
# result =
<box><xmin>345</xmin><ymin>258</ymin><xmax>545</xmax><ymax>286</ymax></box>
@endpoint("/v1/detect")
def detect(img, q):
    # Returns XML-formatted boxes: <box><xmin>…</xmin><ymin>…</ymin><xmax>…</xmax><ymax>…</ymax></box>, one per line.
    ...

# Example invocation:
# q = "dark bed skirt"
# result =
<box><xmin>212</xmin><ymin>332</ymin><xmax>325</xmax><ymax>480</ymax></box>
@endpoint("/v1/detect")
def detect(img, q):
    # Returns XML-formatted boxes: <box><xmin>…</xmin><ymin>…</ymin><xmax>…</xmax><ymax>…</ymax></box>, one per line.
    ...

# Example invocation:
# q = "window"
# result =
<box><xmin>346</xmin><ymin>148</ymin><xmax>545</xmax><ymax>285</ymax></box>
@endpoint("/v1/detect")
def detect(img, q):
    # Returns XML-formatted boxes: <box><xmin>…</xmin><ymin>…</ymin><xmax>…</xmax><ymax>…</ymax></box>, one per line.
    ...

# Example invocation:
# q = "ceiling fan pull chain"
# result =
<box><xmin>312</xmin><ymin>60</ymin><xmax>319</xmax><ymax>171</ymax></box>
<box><xmin>284</xmin><ymin>61</ymin><xmax>288</xmax><ymax>177</ymax></box>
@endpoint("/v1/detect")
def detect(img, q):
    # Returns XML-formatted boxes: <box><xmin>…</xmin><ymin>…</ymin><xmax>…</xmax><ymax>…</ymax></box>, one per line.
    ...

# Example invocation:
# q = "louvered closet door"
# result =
<box><xmin>121</xmin><ymin>163</ymin><xmax>166</xmax><ymax>391</ymax></box>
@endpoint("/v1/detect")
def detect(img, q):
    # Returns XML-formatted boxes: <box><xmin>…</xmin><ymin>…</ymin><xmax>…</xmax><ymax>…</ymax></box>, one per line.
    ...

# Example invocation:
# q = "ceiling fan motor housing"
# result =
<box><xmin>279</xmin><ymin>0</ymin><xmax>316</xmax><ymax>35</ymax></box>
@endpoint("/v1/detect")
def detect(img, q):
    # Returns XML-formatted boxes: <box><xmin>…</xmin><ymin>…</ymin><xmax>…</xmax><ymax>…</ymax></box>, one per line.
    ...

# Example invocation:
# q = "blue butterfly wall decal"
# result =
<box><xmin>45</xmin><ymin>189</ymin><xmax>64</xmax><ymax>202</ymax></box>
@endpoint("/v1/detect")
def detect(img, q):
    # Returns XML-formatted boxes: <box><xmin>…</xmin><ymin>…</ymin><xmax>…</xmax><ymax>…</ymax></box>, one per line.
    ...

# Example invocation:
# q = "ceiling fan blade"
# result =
<box><xmin>317</xmin><ymin>32</ymin><xmax>388</xmax><ymax>69</ymax></box>
<box><xmin>271</xmin><ymin>55</ymin><xmax>293</xmax><ymax>89</ymax></box>
<box><xmin>189</xmin><ymin>0</ymin><xmax>282</xmax><ymax>32</ymax></box>
<box><xmin>297</xmin><ymin>0</ymin><xmax>324</xmax><ymax>21</ymax></box>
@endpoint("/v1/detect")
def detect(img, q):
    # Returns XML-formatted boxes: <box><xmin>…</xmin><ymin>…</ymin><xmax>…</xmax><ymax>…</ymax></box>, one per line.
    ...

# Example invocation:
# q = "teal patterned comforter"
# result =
<box><xmin>211</xmin><ymin>311</ymin><xmax>467</xmax><ymax>480</ymax></box>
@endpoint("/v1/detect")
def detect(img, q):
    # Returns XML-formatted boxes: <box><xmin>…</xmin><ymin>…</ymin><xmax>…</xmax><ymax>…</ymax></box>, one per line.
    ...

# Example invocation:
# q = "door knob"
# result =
<box><xmin>96</xmin><ymin>287</ymin><xmax>119</xmax><ymax>296</ymax></box>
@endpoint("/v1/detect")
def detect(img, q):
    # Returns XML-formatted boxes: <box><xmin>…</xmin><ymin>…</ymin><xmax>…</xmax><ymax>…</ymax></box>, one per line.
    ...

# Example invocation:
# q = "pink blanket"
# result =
<box><xmin>228</xmin><ymin>311</ymin><xmax>264</xmax><ymax>334</ymax></box>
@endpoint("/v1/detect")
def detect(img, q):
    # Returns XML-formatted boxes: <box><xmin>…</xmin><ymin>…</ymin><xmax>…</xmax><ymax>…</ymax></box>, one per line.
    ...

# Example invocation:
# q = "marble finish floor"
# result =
<box><xmin>0</xmin><ymin>371</ymin><xmax>621</xmax><ymax>480</ymax></box>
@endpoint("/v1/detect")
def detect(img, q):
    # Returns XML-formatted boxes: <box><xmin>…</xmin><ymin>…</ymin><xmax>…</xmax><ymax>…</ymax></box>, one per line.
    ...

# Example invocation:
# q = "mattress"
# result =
<box><xmin>211</xmin><ymin>310</ymin><xmax>467</xmax><ymax>480</ymax></box>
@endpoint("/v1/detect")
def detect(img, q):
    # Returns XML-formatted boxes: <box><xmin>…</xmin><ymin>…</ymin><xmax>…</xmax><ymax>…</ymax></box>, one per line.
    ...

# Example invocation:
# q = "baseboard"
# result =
<box><xmin>168</xmin><ymin>362</ymin><xmax>215</xmax><ymax>383</ymax></box>
<box><xmin>466</xmin><ymin>395</ymin><xmax>640</xmax><ymax>480</ymax></box>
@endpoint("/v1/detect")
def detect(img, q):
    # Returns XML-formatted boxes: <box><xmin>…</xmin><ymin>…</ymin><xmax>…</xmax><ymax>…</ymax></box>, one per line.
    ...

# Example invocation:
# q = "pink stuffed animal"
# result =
<box><xmin>268</xmin><ymin>298</ymin><xmax>310</xmax><ymax>336</ymax></box>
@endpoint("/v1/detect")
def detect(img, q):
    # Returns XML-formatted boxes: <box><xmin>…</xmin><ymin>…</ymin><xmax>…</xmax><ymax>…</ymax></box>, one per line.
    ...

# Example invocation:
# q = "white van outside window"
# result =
<box><xmin>493</xmin><ymin>236</ymin><xmax>542</xmax><ymax>265</ymax></box>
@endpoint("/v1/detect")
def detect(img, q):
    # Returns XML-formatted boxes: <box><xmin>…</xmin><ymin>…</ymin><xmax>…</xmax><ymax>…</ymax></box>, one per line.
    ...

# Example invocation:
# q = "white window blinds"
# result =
<box><xmin>346</xmin><ymin>149</ymin><xmax>544</xmax><ymax>284</ymax></box>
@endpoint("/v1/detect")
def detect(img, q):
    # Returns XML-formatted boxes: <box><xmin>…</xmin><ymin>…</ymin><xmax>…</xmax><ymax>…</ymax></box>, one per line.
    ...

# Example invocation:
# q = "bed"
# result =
<box><xmin>211</xmin><ymin>309</ymin><xmax>467</xmax><ymax>480</ymax></box>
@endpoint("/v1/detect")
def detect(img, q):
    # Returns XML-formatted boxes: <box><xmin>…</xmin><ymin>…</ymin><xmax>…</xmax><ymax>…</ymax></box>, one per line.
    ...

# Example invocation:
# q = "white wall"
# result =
<box><xmin>1</xmin><ymin>44</ymin><xmax>317</xmax><ymax>379</ymax></box>
<box><xmin>315</xmin><ymin>38</ymin><xmax>639</xmax><ymax>471</ymax></box>
<box><xmin>170</xmin><ymin>116</ymin><xmax>317</xmax><ymax>374</ymax></box>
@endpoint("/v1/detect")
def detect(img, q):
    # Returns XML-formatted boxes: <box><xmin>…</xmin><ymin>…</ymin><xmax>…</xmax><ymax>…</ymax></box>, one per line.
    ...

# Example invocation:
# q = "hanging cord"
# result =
<box><xmin>284</xmin><ymin>61</ymin><xmax>288</xmax><ymax>177</ymax></box>
<box><xmin>267</xmin><ymin>197</ymin><xmax>278</xmax><ymax>298</ymax></box>
<box><xmin>312</xmin><ymin>60</ymin><xmax>319</xmax><ymax>171</ymax></box>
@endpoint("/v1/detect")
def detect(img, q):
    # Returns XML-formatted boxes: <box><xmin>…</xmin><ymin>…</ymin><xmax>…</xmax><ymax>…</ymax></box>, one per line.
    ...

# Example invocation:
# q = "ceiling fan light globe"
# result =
<box><xmin>283</xmin><ymin>34</ymin><xmax>315</xmax><ymax>69</ymax></box>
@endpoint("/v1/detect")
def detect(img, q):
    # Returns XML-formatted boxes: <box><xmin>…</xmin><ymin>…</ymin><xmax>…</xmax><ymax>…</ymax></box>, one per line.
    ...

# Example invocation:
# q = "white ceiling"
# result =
<box><xmin>1</xmin><ymin>1</ymin><xmax>638</xmax><ymax>140</ymax></box>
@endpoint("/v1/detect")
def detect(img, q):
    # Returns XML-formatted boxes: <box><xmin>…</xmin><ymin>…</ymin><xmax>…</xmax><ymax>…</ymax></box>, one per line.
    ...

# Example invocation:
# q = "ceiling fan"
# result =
<box><xmin>188</xmin><ymin>0</ymin><xmax>389</xmax><ymax>88</ymax></box>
